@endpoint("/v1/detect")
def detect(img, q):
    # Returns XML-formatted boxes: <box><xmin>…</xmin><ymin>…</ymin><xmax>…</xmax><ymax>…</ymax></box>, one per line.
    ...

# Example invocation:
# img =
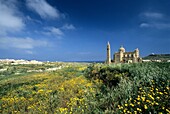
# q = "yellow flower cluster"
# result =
<box><xmin>118</xmin><ymin>80</ymin><xmax>170</xmax><ymax>113</ymax></box>
<box><xmin>1</xmin><ymin>64</ymin><xmax>96</xmax><ymax>113</ymax></box>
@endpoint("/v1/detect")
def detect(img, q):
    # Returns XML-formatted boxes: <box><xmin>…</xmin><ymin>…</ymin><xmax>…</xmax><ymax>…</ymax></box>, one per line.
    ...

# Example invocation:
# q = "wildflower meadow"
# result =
<box><xmin>0</xmin><ymin>62</ymin><xmax>169</xmax><ymax>113</ymax></box>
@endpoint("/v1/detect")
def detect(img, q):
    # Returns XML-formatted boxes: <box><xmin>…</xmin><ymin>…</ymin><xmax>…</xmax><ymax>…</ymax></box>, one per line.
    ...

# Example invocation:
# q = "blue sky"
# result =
<box><xmin>0</xmin><ymin>0</ymin><xmax>170</xmax><ymax>61</ymax></box>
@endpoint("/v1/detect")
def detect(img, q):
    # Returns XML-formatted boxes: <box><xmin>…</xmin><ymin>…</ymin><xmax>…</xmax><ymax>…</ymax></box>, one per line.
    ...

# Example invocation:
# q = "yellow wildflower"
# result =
<box><xmin>156</xmin><ymin>97</ymin><xmax>160</xmax><ymax>99</ymax></box>
<box><xmin>82</xmin><ymin>109</ymin><xmax>84</xmax><ymax>112</ymax></box>
<box><xmin>125</xmin><ymin>104</ymin><xmax>128</xmax><ymax>107</ymax></box>
<box><xmin>29</xmin><ymin>98</ymin><xmax>33</xmax><ymax>101</ymax></box>
<box><xmin>148</xmin><ymin>94</ymin><xmax>154</xmax><ymax>100</ymax></box>
<box><xmin>164</xmin><ymin>92</ymin><xmax>168</xmax><ymax>94</ymax></box>
<box><xmin>60</xmin><ymin>87</ymin><xmax>64</xmax><ymax>91</ymax></box>
<box><xmin>127</xmin><ymin>111</ymin><xmax>130</xmax><ymax>113</ymax></box>
<box><xmin>137</xmin><ymin>108</ymin><xmax>142</xmax><ymax>112</ymax></box>
<box><xmin>28</xmin><ymin>106</ymin><xmax>32</xmax><ymax>109</ymax></box>
<box><xmin>144</xmin><ymin>105</ymin><xmax>148</xmax><ymax>109</ymax></box>
<box><xmin>119</xmin><ymin>106</ymin><xmax>123</xmax><ymax>109</ymax></box>
<box><xmin>166</xmin><ymin>109</ymin><xmax>170</xmax><ymax>113</ymax></box>
<box><xmin>146</xmin><ymin>100</ymin><xmax>150</xmax><ymax>103</ymax></box>
<box><xmin>130</xmin><ymin>103</ymin><xmax>134</xmax><ymax>107</ymax></box>
<box><xmin>137</xmin><ymin>97</ymin><xmax>140</xmax><ymax>100</ymax></box>
<box><xmin>155</xmin><ymin>102</ymin><xmax>159</xmax><ymax>105</ymax></box>
<box><xmin>141</xmin><ymin>97</ymin><xmax>145</xmax><ymax>101</ymax></box>
<box><xmin>159</xmin><ymin>92</ymin><xmax>163</xmax><ymax>95</ymax></box>
<box><xmin>129</xmin><ymin>98</ymin><xmax>132</xmax><ymax>101</ymax></box>
<box><xmin>38</xmin><ymin>89</ymin><xmax>44</xmax><ymax>93</ymax></box>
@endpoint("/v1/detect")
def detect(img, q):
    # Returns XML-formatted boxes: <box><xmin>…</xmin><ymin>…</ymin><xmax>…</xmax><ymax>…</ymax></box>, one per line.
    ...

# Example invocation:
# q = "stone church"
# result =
<box><xmin>106</xmin><ymin>42</ymin><xmax>142</xmax><ymax>64</ymax></box>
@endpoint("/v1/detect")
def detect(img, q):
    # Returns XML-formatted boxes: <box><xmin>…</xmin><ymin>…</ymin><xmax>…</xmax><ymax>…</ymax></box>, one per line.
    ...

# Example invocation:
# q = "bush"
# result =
<box><xmin>85</xmin><ymin>64</ymin><xmax>130</xmax><ymax>88</ymax></box>
<box><xmin>85</xmin><ymin>62</ymin><xmax>170</xmax><ymax>113</ymax></box>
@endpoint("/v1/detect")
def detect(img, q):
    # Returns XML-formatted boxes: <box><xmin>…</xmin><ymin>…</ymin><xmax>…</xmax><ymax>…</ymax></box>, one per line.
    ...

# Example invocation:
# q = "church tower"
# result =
<box><xmin>106</xmin><ymin>42</ymin><xmax>111</xmax><ymax>64</ymax></box>
<box><xmin>135</xmin><ymin>48</ymin><xmax>139</xmax><ymax>58</ymax></box>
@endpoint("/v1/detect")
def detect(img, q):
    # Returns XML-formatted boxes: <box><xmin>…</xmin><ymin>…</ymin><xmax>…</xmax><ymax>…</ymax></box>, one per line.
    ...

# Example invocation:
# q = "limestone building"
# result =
<box><xmin>106</xmin><ymin>42</ymin><xmax>142</xmax><ymax>63</ymax></box>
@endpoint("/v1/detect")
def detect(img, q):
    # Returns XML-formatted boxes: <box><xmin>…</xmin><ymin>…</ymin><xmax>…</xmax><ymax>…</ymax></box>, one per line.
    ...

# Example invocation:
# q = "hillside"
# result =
<box><xmin>143</xmin><ymin>54</ymin><xmax>170</xmax><ymax>61</ymax></box>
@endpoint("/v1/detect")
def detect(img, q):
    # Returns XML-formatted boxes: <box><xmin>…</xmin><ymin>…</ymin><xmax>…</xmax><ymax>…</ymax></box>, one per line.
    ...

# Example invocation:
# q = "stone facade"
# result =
<box><xmin>106</xmin><ymin>42</ymin><xmax>142</xmax><ymax>64</ymax></box>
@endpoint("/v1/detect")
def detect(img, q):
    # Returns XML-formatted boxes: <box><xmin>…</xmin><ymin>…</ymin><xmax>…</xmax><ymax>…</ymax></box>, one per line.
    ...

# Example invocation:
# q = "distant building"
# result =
<box><xmin>106</xmin><ymin>42</ymin><xmax>142</xmax><ymax>64</ymax></box>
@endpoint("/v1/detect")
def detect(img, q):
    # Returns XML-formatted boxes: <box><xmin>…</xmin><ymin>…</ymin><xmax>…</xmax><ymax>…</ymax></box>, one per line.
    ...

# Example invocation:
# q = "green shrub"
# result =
<box><xmin>85</xmin><ymin>62</ymin><xmax>170</xmax><ymax>113</ymax></box>
<box><xmin>85</xmin><ymin>64</ymin><xmax>130</xmax><ymax>88</ymax></box>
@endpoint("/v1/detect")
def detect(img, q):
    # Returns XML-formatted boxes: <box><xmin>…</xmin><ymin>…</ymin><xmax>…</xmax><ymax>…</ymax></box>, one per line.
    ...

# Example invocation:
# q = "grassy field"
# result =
<box><xmin>0</xmin><ymin>62</ymin><xmax>169</xmax><ymax>114</ymax></box>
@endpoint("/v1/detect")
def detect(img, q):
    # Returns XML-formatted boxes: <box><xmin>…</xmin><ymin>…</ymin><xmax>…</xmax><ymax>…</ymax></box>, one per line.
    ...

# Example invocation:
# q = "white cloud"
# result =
<box><xmin>0</xmin><ymin>37</ymin><xmax>49</xmax><ymax>49</ymax></box>
<box><xmin>62</xmin><ymin>24</ymin><xmax>75</xmax><ymax>30</ymax></box>
<box><xmin>43</xmin><ymin>27</ymin><xmax>63</xmax><ymax>37</ymax></box>
<box><xmin>142</xmin><ymin>12</ymin><xmax>164</xmax><ymax>19</ymax></box>
<box><xmin>41</xmin><ymin>24</ymin><xmax>75</xmax><ymax>38</ymax></box>
<box><xmin>26</xmin><ymin>0</ymin><xmax>62</xmax><ymax>19</ymax></box>
<box><xmin>140</xmin><ymin>23</ymin><xmax>151</xmax><ymax>28</ymax></box>
<box><xmin>0</xmin><ymin>0</ymin><xmax>25</xmax><ymax>35</ymax></box>
<box><xmin>140</xmin><ymin>22</ymin><xmax>170</xmax><ymax>29</ymax></box>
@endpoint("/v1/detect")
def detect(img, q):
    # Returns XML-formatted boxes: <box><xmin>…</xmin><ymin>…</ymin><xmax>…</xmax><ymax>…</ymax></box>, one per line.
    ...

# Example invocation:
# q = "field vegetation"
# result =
<box><xmin>143</xmin><ymin>54</ymin><xmax>170</xmax><ymax>61</ymax></box>
<box><xmin>0</xmin><ymin>62</ymin><xmax>169</xmax><ymax>113</ymax></box>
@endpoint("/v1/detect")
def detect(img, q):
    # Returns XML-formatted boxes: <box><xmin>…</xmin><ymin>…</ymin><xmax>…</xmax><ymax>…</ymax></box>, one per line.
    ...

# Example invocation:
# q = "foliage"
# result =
<box><xmin>85</xmin><ymin>62</ymin><xmax>170</xmax><ymax>113</ymax></box>
<box><xmin>143</xmin><ymin>54</ymin><xmax>170</xmax><ymax>61</ymax></box>
<box><xmin>0</xmin><ymin>62</ymin><xmax>169</xmax><ymax>113</ymax></box>
<box><xmin>85</xmin><ymin>63</ymin><xmax>129</xmax><ymax>87</ymax></box>
<box><xmin>118</xmin><ymin>79</ymin><xmax>170</xmax><ymax>114</ymax></box>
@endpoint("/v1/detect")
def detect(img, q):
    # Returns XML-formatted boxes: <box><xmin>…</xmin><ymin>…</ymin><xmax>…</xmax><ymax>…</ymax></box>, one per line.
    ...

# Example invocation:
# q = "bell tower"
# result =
<box><xmin>106</xmin><ymin>41</ymin><xmax>111</xmax><ymax>64</ymax></box>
